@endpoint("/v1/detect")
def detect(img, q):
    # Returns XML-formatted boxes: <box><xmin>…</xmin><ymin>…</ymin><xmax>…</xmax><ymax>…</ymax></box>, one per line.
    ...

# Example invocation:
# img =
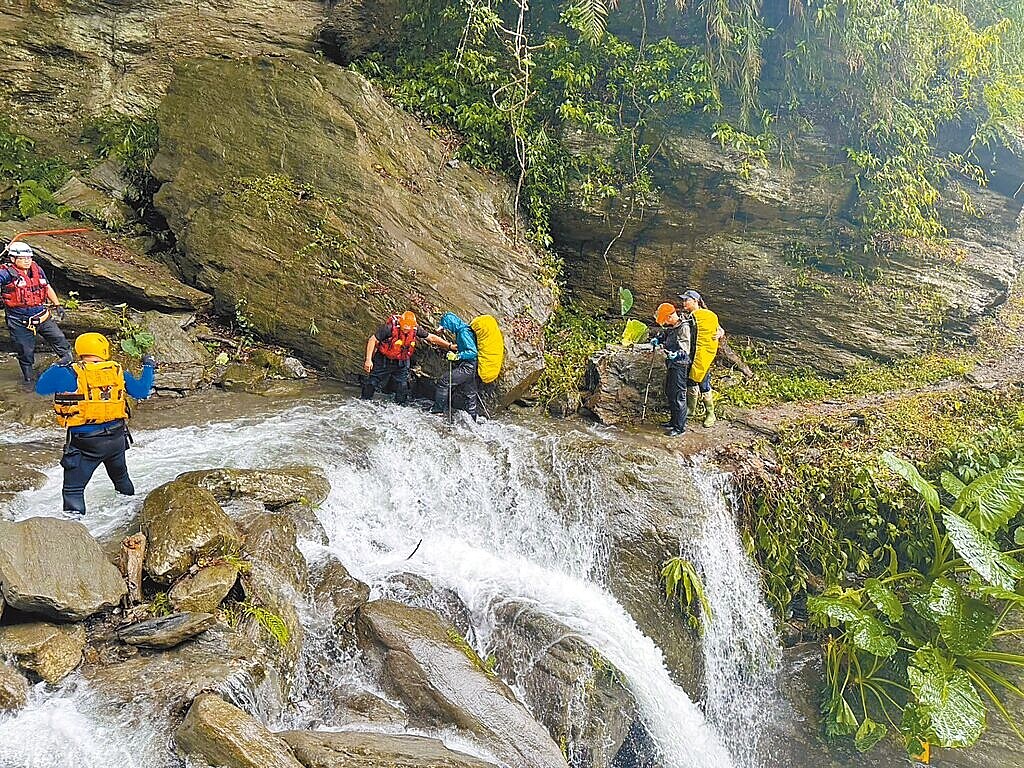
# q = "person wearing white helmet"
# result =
<box><xmin>0</xmin><ymin>240</ymin><xmax>71</xmax><ymax>385</ymax></box>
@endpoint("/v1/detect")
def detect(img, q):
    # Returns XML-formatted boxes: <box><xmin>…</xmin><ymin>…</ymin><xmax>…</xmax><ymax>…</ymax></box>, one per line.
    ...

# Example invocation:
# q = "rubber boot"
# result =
<box><xmin>686</xmin><ymin>387</ymin><xmax>699</xmax><ymax>418</ymax></box>
<box><xmin>702</xmin><ymin>391</ymin><xmax>717</xmax><ymax>428</ymax></box>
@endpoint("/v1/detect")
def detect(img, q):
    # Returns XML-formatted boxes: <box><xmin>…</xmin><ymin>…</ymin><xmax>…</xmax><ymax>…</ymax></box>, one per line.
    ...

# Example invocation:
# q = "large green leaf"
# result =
<box><xmin>621</xmin><ymin>318</ymin><xmax>648</xmax><ymax>345</ymax></box>
<box><xmin>854</xmin><ymin>716</ymin><xmax>888</xmax><ymax>752</ymax></box>
<box><xmin>908</xmin><ymin>646</ymin><xmax>985</xmax><ymax>748</ymax></box>
<box><xmin>866</xmin><ymin>578</ymin><xmax>904</xmax><ymax>622</ymax></box>
<box><xmin>943</xmin><ymin>511</ymin><xmax>1024</xmax><ymax>590</ymax></box>
<box><xmin>954</xmin><ymin>463</ymin><xmax>1024</xmax><ymax>534</ymax></box>
<box><xmin>883</xmin><ymin>452</ymin><xmax>940</xmax><ymax>515</ymax></box>
<box><xmin>807</xmin><ymin>595</ymin><xmax>861</xmax><ymax>624</ymax></box>
<box><xmin>927</xmin><ymin>578</ymin><xmax>997</xmax><ymax>655</ymax></box>
<box><xmin>940</xmin><ymin>470</ymin><xmax>966</xmax><ymax>499</ymax></box>
<box><xmin>808</xmin><ymin>596</ymin><xmax>896</xmax><ymax>657</ymax></box>
<box><xmin>618</xmin><ymin>286</ymin><xmax>634</xmax><ymax>316</ymax></box>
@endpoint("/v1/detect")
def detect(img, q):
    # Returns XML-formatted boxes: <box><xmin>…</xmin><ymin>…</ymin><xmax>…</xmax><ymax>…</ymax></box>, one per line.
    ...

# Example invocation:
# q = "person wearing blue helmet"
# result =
<box><xmin>432</xmin><ymin>312</ymin><xmax>479</xmax><ymax>421</ymax></box>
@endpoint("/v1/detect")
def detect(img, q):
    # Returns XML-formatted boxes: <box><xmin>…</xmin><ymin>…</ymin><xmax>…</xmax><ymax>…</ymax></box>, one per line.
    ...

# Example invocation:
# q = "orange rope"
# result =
<box><xmin>10</xmin><ymin>228</ymin><xmax>91</xmax><ymax>242</ymax></box>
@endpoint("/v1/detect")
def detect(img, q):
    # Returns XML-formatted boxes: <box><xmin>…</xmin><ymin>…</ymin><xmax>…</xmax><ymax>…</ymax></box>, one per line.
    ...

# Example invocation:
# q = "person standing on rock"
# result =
<box><xmin>678</xmin><ymin>290</ymin><xmax>724</xmax><ymax>428</ymax></box>
<box><xmin>650</xmin><ymin>302</ymin><xmax>691</xmax><ymax>436</ymax></box>
<box><xmin>35</xmin><ymin>332</ymin><xmax>156</xmax><ymax>515</ymax></box>
<box><xmin>362</xmin><ymin>311</ymin><xmax>455</xmax><ymax>405</ymax></box>
<box><xmin>0</xmin><ymin>241</ymin><xmax>72</xmax><ymax>387</ymax></box>
<box><xmin>431</xmin><ymin>312</ymin><xmax>479</xmax><ymax>421</ymax></box>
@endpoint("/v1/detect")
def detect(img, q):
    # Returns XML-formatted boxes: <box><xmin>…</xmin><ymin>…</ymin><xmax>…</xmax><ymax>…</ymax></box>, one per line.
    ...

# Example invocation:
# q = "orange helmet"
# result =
<box><xmin>399</xmin><ymin>311</ymin><xmax>417</xmax><ymax>331</ymax></box>
<box><xmin>655</xmin><ymin>303</ymin><xmax>676</xmax><ymax>326</ymax></box>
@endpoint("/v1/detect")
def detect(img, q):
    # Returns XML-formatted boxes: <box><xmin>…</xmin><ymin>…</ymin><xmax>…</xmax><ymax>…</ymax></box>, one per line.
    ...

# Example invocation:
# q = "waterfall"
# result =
<box><xmin>687</xmin><ymin>466</ymin><xmax>782</xmax><ymax>768</ymax></box>
<box><xmin>0</xmin><ymin>398</ymin><xmax>780</xmax><ymax>768</ymax></box>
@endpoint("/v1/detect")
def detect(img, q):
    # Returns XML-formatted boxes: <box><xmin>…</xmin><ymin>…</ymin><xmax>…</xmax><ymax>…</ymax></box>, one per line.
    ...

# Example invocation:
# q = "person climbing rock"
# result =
<box><xmin>650</xmin><ymin>302</ymin><xmax>691</xmax><ymax>436</ymax></box>
<box><xmin>432</xmin><ymin>311</ymin><xmax>479</xmax><ymax>421</ymax></box>
<box><xmin>0</xmin><ymin>241</ymin><xmax>71</xmax><ymax>386</ymax></box>
<box><xmin>678</xmin><ymin>290</ymin><xmax>724</xmax><ymax>428</ymax></box>
<box><xmin>362</xmin><ymin>311</ymin><xmax>453</xmax><ymax>405</ymax></box>
<box><xmin>35</xmin><ymin>332</ymin><xmax>156</xmax><ymax>515</ymax></box>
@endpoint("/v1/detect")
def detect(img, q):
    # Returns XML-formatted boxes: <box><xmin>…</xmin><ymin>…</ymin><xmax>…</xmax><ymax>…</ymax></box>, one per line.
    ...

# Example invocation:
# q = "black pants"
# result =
<box><xmin>434</xmin><ymin>359</ymin><xmax>478</xmax><ymax>419</ymax></box>
<box><xmin>665</xmin><ymin>363</ymin><xmax>689</xmax><ymax>431</ymax></box>
<box><xmin>61</xmin><ymin>423</ymin><xmax>134</xmax><ymax>514</ymax></box>
<box><xmin>360</xmin><ymin>355</ymin><xmax>411</xmax><ymax>405</ymax></box>
<box><xmin>5</xmin><ymin>314</ymin><xmax>72</xmax><ymax>381</ymax></box>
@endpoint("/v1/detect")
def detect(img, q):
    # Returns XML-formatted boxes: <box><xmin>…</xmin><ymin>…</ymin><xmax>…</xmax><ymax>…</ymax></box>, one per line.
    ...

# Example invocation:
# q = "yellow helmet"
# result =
<box><xmin>75</xmin><ymin>332</ymin><xmax>111</xmax><ymax>360</ymax></box>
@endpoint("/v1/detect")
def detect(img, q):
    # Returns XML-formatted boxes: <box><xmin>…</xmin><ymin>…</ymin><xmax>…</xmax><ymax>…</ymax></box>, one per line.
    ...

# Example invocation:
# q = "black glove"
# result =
<box><xmin>142</xmin><ymin>354</ymin><xmax>158</xmax><ymax>370</ymax></box>
<box><xmin>54</xmin><ymin>306</ymin><xmax>66</xmax><ymax>321</ymax></box>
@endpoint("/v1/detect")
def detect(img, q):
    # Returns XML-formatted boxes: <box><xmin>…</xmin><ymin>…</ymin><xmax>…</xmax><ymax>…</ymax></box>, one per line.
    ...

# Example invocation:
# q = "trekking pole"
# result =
<box><xmin>448</xmin><ymin>357</ymin><xmax>453</xmax><ymax>426</ymax></box>
<box><xmin>640</xmin><ymin>347</ymin><xmax>656</xmax><ymax>421</ymax></box>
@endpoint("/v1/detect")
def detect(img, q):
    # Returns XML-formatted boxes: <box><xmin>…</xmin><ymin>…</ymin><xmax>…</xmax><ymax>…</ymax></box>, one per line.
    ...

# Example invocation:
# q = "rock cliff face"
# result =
<box><xmin>151</xmin><ymin>54</ymin><xmax>553</xmax><ymax>396</ymax></box>
<box><xmin>555</xmin><ymin>132</ymin><xmax>1024</xmax><ymax>372</ymax></box>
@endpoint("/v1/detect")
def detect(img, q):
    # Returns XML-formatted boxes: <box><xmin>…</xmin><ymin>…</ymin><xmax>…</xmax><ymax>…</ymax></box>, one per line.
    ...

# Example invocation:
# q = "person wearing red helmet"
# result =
<box><xmin>361</xmin><ymin>311</ymin><xmax>453</xmax><ymax>405</ymax></box>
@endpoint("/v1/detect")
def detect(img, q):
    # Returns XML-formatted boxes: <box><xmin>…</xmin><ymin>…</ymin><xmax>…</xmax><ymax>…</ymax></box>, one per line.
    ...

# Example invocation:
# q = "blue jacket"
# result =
<box><xmin>439</xmin><ymin>312</ymin><xmax>478</xmax><ymax>362</ymax></box>
<box><xmin>36</xmin><ymin>361</ymin><xmax>155</xmax><ymax>434</ymax></box>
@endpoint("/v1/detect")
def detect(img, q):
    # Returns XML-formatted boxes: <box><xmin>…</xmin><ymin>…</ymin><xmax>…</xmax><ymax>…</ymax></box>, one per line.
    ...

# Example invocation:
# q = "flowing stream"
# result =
<box><xmin>0</xmin><ymin>396</ymin><xmax>783</xmax><ymax>768</ymax></box>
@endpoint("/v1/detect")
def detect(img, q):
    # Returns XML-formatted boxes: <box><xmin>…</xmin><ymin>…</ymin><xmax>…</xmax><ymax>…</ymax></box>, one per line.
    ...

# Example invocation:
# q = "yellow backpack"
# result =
<box><xmin>54</xmin><ymin>360</ymin><xmax>129</xmax><ymax>428</ymax></box>
<box><xmin>470</xmin><ymin>315</ymin><xmax>505</xmax><ymax>384</ymax></box>
<box><xmin>689</xmin><ymin>307</ymin><xmax>720</xmax><ymax>383</ymax></box>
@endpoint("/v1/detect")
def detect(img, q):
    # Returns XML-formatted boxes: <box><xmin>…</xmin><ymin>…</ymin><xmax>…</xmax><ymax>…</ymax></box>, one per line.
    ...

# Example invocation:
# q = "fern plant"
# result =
<box><xmin>662</xmin><ymin>556</ymin><xmax>713</xmax><ymax>632</ymax></box>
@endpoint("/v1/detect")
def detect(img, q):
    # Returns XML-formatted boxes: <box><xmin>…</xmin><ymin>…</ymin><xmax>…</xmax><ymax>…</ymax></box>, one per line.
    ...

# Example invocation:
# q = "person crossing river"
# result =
<box><xmin>431</xmin><ymin>311</ymin><xmax>479</xmax><ymax>421</ymax></box>
<box><xmin>361</xmin><ymin>311</ymin><xmax>454</xmax><ymax>405</ymax></box>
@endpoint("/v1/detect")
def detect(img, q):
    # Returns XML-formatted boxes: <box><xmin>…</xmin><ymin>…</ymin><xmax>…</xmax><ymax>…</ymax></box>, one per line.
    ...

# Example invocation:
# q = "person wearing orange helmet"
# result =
<box><xmin>361</xmin><ymin>311</ymin><xmax>453</xmax><ymax>405</ymax></box>
<box><xmin>34</xmin><ymin>332</ymin><xmax>156</xmax><ymax>515</ymax></box>
<box><xmin>650</xmin><ymin>302</ymin><xmax>692</xmax><ymax>436</ymax></box>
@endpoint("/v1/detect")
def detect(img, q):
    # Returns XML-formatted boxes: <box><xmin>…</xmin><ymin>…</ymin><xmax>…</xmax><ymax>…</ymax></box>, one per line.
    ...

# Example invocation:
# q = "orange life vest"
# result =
<box><xmin>1</xmin><ymin>265</ymin><xmax>49</xmax><ymax>309</ymax></box>
<box><xmin>378</xmin><ymin>315</ymin><xmax>417</xmax><ymax>362</ymax></box>
<box><xmin>53</xmin><ymin>361</ymin><xmax>129</xmax><ymax>428</ymax></box>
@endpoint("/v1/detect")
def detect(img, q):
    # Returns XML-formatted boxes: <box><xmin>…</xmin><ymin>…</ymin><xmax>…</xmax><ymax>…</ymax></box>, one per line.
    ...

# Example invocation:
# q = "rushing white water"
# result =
<box><xmin>0</xmin><ymin>397</ymin><xmax>780</xmax><ymax>768</ymax></box>
<box><xmin>688</xmin><ymin>466</ymin><xmax>782</xmax><ymax>768</ymax></box>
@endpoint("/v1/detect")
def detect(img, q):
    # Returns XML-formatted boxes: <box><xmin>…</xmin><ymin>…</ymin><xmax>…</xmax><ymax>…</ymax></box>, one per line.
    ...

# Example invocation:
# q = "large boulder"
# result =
<box><xmin>584</xmin><ymin>343</ymin><xmax>665</xmax><ymax>425</ymax></box>
<box><xmin>142</xmin><ymin>310</ymin><xmax>211</xmax><ymax>392</ymax></box>
<box><xmin>83</xmin><ymin>625</ymin><xmax>267</xmax><ymax>717</ymax></box>
<box><xmin>315</xmin><ymin>0</ymin><xmax>403</xmax><ymax>65</ymax></box>
<box><xmin>487</xmin><ymin>599</ymin><xmax>639</xmax><ymax>768</ymax></box>
<box><xmin>357</xmin><ymin>600</ymin><xmax>569</xmax><ymax>768</ymax></box>
<box><xmin>556</xmin><ymin>131</ymin><xmax>1023</xmax><ymax>373</ymax></box>
<box><xmin>281</xmin><ymin>730</ymin><xmax>497</xmax><ymax>768</ymax></box>
<box><xmin>151</xmin><ymin>55</ymin><xmax>555</xmax><ymax>401</ymax></box>
<box><xmin>0</xmin><ymin>217</ymin><xmax>212</xmax><ymax>312</ymax></box>
<box><xmin>0</xmin><ymin>517</ymin><xmax>127</xmax><ymax>620</ymax></box>
<box><xmin>141</xmin><ymin>479</ymin><xmax>244</xmax><ymax>583</ymax></box>
<box><xmin>175</xmin><ymin>693</ymin><xmax>304</xmax><ymax>768</ymax></box>
<box><xmin>311</xmin><ymin>559</ymin><xmax>370</xmax><ymax>627</ymax></box>
<box><xmin>176</xmin><ymin>466</ymin><xmax>331</xmax><ymax>509</ymax></box>
<box><xmin>0</xmin><ymin>622</ymin><xmax>86</xmax><ymax>684</ymax></box>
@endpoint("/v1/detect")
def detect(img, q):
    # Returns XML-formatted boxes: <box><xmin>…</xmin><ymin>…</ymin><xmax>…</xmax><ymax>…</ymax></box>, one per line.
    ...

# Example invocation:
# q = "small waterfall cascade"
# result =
<box><xmin>0</xmin><ymin>398</ymin><xmax>782</xmax><ymax>768</ymax></box>
<box><xmin>688</xmin><ymin>466</ymin><xmax>782</xmax><ymax>768</ymax></box>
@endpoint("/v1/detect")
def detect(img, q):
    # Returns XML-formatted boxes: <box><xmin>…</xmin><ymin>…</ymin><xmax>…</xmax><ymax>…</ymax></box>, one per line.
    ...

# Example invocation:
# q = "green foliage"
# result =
<box><xmin>112</xmin><ymin>304</ymin><xmax>155</xmax><ymax>359</ymax></box>
<box><xmin>240</xmin><ymin>599</ymin><xmax>290</xmax><ymax>648</ymax></box>
<box><xmin>84</xmin><ymin>112</ymin><xmax>159</xmax><ymax>205</ymax></box>
<box><xmin>0</xmin><ymin>120</ymin><xmax>69</xmax><ymax>220</ymax></box>
<box><xmin>533</xmin><ymin>304</ymin><xmax>620</xmax><ymax>409</ymax></box>
<box><xmin>661</xmin><ymin>556</ymin><xmax>713</xmax><ymax>632</ymax></box>
<box><xmin>149</xmin><ymin>591</ymin><xmax>172</xmax><ymax>618</ymax></box>
<box><xmin>618</xmin><ymin>286</ymin><xmax>633</xmax><ymax>316</ymax></box>
<box><xmin>621</xmin><ymin>318</ymin><xmax>648</xmax><ymax>345</ymax></box>
<box><xmin>808</xmin><ymin>453</ymin><xmax>1024</xmax><ymax>753</ymax></box>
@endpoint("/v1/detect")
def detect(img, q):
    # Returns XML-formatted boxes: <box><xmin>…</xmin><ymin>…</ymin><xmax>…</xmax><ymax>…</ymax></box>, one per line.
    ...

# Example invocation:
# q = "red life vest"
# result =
<box><xmin>1</xmin><ymin>265</ymin><xmax>49</xmax><ymax>309</ymax></box>
<box><xmin>378</xmin><ymin>315</ymin><xmax>417</xmax><ymax>362</ymax></box>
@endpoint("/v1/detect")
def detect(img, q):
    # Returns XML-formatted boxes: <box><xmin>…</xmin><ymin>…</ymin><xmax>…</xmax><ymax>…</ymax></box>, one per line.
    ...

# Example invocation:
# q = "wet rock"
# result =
<box><xmin>311</xmin><ymin>559</ymin><xmax>370</xmax><ymax>627</ymax></box>
<box><xmin>141</xmin><ymin>479</ymin><xmax>244</xmax><ymax>583</ymax></box>
<box><xmin>585</xmin><ymin>344</ymin><xmax>664</xmax><ymax>425</ymax></box>
<box><xmin>0</xmin><ymin>662</ymin><xmax>28</xmax><ymax>711</ymax></box>
<box><xmin>118</xmin><ymin>611</ymin><xmax>217</xmax><ymax>649</ymax></box>
<box><xmin>336</xmin><ymin>691</ymin><xmax>408</xmax><ymax>728</ymax></box>
<box><xmin>53</xmin><ymin>176</ymin><xmax>132</xmax><ymax>229</ymax></box>
<box><xmin>222</xmin><ymin>362</ymin><xmax>268</xmax><ymax>393</ymax></box>
<box><xmin>357</xmin><ymin>600</ymin><xmax>569</xmax><ymax>768</ymax></box>
<box><xmin>0</xmin><ymin>517</ymin><xmax>127</xmax><ymax>620</ymax></box>
<box><xmin>83</xmin><ymin>625</ymin><xmax>266</xmax><ymax>716</ymax></box>
<box><xmin>169</xmin><ymin>562</ymin><xmax>240</xmax><ymax>613</ymax></box>
<box><xmin>380</xmin><ymin>573</ymin><xmax>474</xmax><ymax>643</ymax></box>
<box><xmin>175</xmin><ymin>692</ymin><xmax>304</xmax><ymax>768</ymax></box>
<box><xmin>242</xmin><ymin>512</ymin><xmax>308</xmax><ymax>592</ymax></box>
<box><xmin>277</xmin><ymin>500</ymin><xmax>329</xmax><ymax>545</ymax></box>
<box><xmin>143</xmin><ymin>310</ymin><xmax>210</xmax><ymax>392</ymax></box>
<box><xmin>0</xmin><ymin>622</ymin><xmax>86</xmax><ymax>684</ymax></box>
<box><xmin>282</xmin><ymin>357</ymin><xmax>307</xmax><ymax>379</ymax></box>
<box><xmin>176</xmin><ymin>466</ymin><xmax>331</xmax><ymax>509</ymax></box>
<box><xmin>152</xmin><ymin>55</ymin><xmax>554</xmax><ymax>401</ymax></box>
<box><xmin>0</xmin><ymin>216</ymin><xmax>212</xmax><ymax>312</ymax></box>
<box><xmin>488</xmin><ymin>599</ymin><xmax>637</xmax><ymax>767</ymax></box>
<box><xmin>281</xmin><ymin>730</ymin><xmax>497</xmax><ymax>768</ymax></box>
